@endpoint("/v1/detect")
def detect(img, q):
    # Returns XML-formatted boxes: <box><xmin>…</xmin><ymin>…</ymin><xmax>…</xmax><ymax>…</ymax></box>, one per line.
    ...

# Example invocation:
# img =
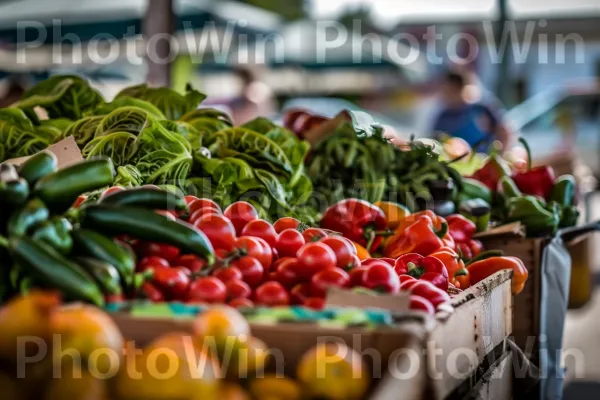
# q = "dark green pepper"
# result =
<box><xmin>99</xmin><ymin>187</ymin><xmax>188</xmax><ymax>211</ymax></box>
<box><xmin>73</xmin><ymin>256</ymin><xmax>122</xmax><ymax>297</ymax></box>
<box><xmin>7</xmin><ymin>198</ymin><xmax>49</xmax><ymax>237</ymax></box>
<box><xmin>506</xmin><ymin>196</ymin><xmax>560</xmax><ymax>237</ymax></box>
<box><xmin>9</xmin><ymin>236</ymin><xmax>104</xmax><ymax>306</ymax></box>
<box><xmin>499</xmin><ymin>176</ymin><xmax>522</xmax><ymax>199</ymax></box>
<box><xmin>18</xmin><ymin>151</ymin><xmax>58</xmax><ymax>186</ymax></box>
<box><xmin>458</xmin><ymin>177</ymin><xmax>492</xmax><ymax>204</ymax></box>
<box><xmin>31</xmin><ymin>217</ymin><xmax>73</xmax><ymax>255</ymax></box>
<box><xmin>549</xmin><ymin>175</ymin><xmax>576</xmax><ymax>207</ymax></box>
<box><xmin>0</xmin><ymin>178</ymin><xmax>30</xmax><ymax>206</ymax></box>
<box><xmin>560</xmin><ymin>205</ymin><xmax>580</xmax><ymax>228</ymax></box>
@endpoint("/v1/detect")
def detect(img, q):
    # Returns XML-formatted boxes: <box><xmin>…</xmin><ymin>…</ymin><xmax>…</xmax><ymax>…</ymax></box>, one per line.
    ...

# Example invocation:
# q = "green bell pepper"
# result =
<box><xmin>506</xmin><ymin>195</ymin><xmax>560</xmax><ymax>237</ymax></box>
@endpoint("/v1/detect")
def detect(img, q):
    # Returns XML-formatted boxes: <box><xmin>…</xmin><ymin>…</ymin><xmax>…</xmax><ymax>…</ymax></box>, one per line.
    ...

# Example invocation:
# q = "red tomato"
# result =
<box><xmin>275</xmin><ymin>229</ymin><xmax>305</xmax><ymax>258</ymax></box>
<box><xmin>410</xmin><ymin>295</ymin><xmax>435</xmax><ymax>315</ymax></box>
<box><xmin>176</xmin><ymin>254</ymin><xmax>207</xmax><ymax>274</ymax></box>
<box><xmin>302</xmin><ymin>228</ymin><xmax>327</xmax><ymax>243</ymax></box>
<box><xmin>271</xmin><ymin>257</ymin><xmax>293</xmax><ymax>272</ymax></box>
<box><xmin>320</xmin><ymin>236</ymin><xmax>355</xmax><ymax>270</ymax></box>
<box><xmin>254</xmin><ymin>282</ymin><xmax>289</xmax><ymax>307</ymax></box>
<box><xmin>361</xmin><ymin>258</ymin><xmax>385</xmax><ymax>268</ymax></box>
<box><xmin>226</xmin><ymin>279</ymin><xmax>252</xmax><ymax>300</ymax></box>
<box><xmin>152</xmin><ymin>266</ymin><xmax>190</xmax><ymax>299</ymax></box>
<box><xmin>173</xmin><ymin>266</ymin><xmax>192</xmax><ymax>276</ymax></box>
<box><xmin>346</xmin><ymin>254</ymin><xmax>361</xmax><ymax>271</ymax></box>
<box><xmin>235</xmin><ymin>237</ymin><xmax>270</xmax><ymax>270</ymax></box>
<box><xmin>141</xmin><ymin>282</ymin><xmax>165</xmax><ymax>302</ymax></box>
<box><xmin>363</xmin><ymin>261</ymin><xmax>400</xmax><ymax>293</ymax></box>
<box><xmin>155</xmin><ymin>210</ymin><xmax>177</xmax><ymax>221</ymax></box>
<box><xmin>349</xmin><ymin>265</ymin><xmax>369</xmax><ymax>287</ymax></box>
<box><xmin>224</xmin><ymin>201</ymin><xmax>258</xmax><ymax>235</ymax></box>
<box><xmin>137</xmin><ymin>256</ymin><xmax>170</xmax><ymax>272</ymax></box>
<box><xmin>184</xmin><ymin>195</ymin><xmax>199</xmax><ymax>205</ymax></box>
<box><xmin>229</xmin><ymin>298</ymin><xmax>255</xmax><ymax>309</ymax></box>
<box><xmin>296</xmin><ymin>242</ymin><xmax>337</xmax><ymax>279</ymax></box>
<box><xmin>290</xmin><ymin>283</ymin><xmax>311</xmax><ymax>305</ymax></box>
<box><xmin>189</xmin><ymin>198</ymin><xmax>222</xmax><ymax>215</ymax></box>
<box><xmin>304</xmin><ymin>297</ymin><xmax>325</xmax><ymax>310</ymax></box>
<box><xmin>400</xmin><ymin>280</ymin><xmax>450</xmax><ymax>308</ymax></box>
<box><xmin>379</xmin><ymin>258</ymin><xmax>396</xmax><ymax>266</ymax></box>
<box><xmin>241</xmin><ymin>219</ymin><xmax>277</xmax><ymax>248</ymax></box>
<box><xmin>310</xmin><ymin>268</ymin><xmax>350</xmax><ymax>297</ymax></box>
<box><xmin>213</xmin><ymin>267</ymin><xmax>243</xmax><ymax>283</ymax></box>
<box><xmin>230</xmin><ymin>256</ymin><xmax>264</xmax><ymax>288</ymax></box>
<box><xmin>100</xmin><ymin>186</ymin><xmax>124</xmax><ymax>200</ymax></box>
<box><xmin>187</xmin><ymin>277</ymin><xmax>227</xmax><ymax>304</ymax></box>
<box><xmin>193</xmin><ymin>214</ymin><xmax>236</xmax><ymax>251</ymax></box>
<box><xmin>253</xmin><ymin>237</ymin><xmax>274</xmax><ymax>270</ymax></box>
<box><xmin>274</xmin><ymin>258</ymin><xmax>303</xmax><ymax>288</ymax></box>
<box><xmin>72</xmin><ymin>195</ymin><xmax>87</xmax><ymax>208</ymax></box>
<box><xmin>141</xmin><ymin>242</ymin><xmax>180</xmax><ymax>263</ymax></box>
<box><xmin>189</xmin><ymin>207</ymin><xmax>221</xmax><ymax>223</ymax></box>
<box><xmin>273</xmin><ymin>217</ymin><xmax>300</xmax><ymax>233</ymax></box>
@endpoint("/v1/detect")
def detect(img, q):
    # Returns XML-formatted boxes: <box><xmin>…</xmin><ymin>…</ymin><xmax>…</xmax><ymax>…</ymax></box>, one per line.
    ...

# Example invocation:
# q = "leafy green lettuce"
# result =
<box><xmin>116</xmin><ymin>84</ymin><xmax>206</xmax><ymax>120</ymax></box>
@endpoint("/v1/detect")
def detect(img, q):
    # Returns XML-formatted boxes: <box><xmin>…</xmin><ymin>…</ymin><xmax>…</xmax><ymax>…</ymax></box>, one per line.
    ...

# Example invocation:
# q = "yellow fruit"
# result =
<box><xmin>0</xmin><ymin>291</ymin><xmax>60</xmax><ymax>362</ymax></box>
<box><xmin>50</xmin><ymin>304</ymin><xmax>124</xmax><ymax>373</ymax></box>
<box><xmin>219</xmin><ymin>383</ymin><xmax>250</xmax><ymax>400</ymax></box>
<box><xmin>44</xmin><ymin>361</ymin><xmax>109</xmax><ymax>400</ymax></box>
<box><xmin>374</xmin><ymin>201</ymin><xmax>411</xmax><ymax>230</ymax></box>
<box><xmin>0</xmin><ymin>372</ymin><xmax>21</xmax><ymax>400</ymax></box>
<box><xmin>114</xmin><ymin>332</ymin><xmax>221</xmax><ymax>400</ymax></box>
<box><xmin>352</xmin><ymin>242</ymin><xmax>371</xmax><ymax>261</ymax></box>
<box><xmin>297</xmin><ymin>343</ymin><xmax>370</xmax><ymax>400</ymax></box>
<box><xmin>193</xmin><ymin>306</ymin><xmax>250</xmax><ymax>355</ymax></box>
<box><xmin>224</xmin><ymin>336</ymin><xmax>268</xmax><ymax>379</ymax></box>
<box><xmin>249</xmin><ymin>375</ymin><xmax>302</xmax><ymax>400</ymax></box>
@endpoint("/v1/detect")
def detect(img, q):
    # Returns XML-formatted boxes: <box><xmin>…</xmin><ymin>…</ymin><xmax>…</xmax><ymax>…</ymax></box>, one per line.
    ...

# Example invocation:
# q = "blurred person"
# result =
<box><xmin>0</xmin><ymin>77</ymin><xmax>25</xmax><ymax>108</ymax></box>
<box><xmin>431</xmin><ymin>69</ymin><xmax>515</xmax><ymax>152</ymax></box>
<box><xmin>229</xmin><ymin>68</ymin><xmax>275</xmax><ymax>125</ymax></box>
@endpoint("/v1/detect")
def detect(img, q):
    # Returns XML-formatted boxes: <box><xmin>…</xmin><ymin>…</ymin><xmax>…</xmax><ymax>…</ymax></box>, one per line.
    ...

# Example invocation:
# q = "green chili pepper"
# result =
<box><xmin>506</xmin><ymin>196</ymin><xmax>560</xmax><ymax>237</ymax></box>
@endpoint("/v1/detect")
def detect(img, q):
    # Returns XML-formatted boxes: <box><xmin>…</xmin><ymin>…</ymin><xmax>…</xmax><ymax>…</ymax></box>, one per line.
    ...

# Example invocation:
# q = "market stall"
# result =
<box><xmin>0</xmin><ymin>74</ymin><xmax>594</xmax><ymax>399</ymax></box>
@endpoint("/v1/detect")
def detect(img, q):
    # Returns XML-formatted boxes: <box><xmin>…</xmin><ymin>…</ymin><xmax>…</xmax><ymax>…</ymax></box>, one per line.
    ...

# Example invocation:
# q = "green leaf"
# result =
<box><xmin>82</xmin><ymin>131</ymin><xmax>138</xmax><ymax>166</ymax></box>
<box><xmin>40</xmin><ymin>118</ymin><xmax>73</xmax><ymax>132</ymax></box>
<box><xmin>114</xmin><ymin>165</ymin><xmax>143</xmax><ymax>187</ymax></box>
<box><xmin>116</xmin><ymin>83</ymin><xmax>206</xmax><ymax>120</ymax></box>
<box><xmin>61</xmin><ymin>115</ymin><xmax>103</xmax><ymax>148</ymax></box>
<box><xmin>0</xmin><ymin>108</ymin><xmax>35</xmax><ymax>131</ymax></box>
<box><xmin>255</xmin><ymin>169</ymin><xmax>289</xmax><ymax>210</ymax></box>
<box><xmin>158</xmin><ymin>120</ymin><xmax>203</xmax><ymax>151</ymax></box>
<box><xmin>92</xmin><ymin>97</ymin><xmax>166</xmax><ymax>119</ymax></box>
<box><xmin>14</xmin><ymin>75</ymin><xmax>104</xmax><ymax>120</ymax></box>
<box><xmin>180</xmin><ymin>108</ymin><xmax>233</xmax><ymax>126</ymax></box>
<box><xmin>95</xmin><ymin>106</ymin><xmax>151</xmax><ymax>136</ymax></box>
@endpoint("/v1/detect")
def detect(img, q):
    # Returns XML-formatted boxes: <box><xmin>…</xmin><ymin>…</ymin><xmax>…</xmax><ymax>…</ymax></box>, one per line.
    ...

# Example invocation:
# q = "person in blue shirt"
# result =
<box><xmin>432</xmin><ymin>70</ymin><xmax>514</xmax><ymax>152</ymax></box>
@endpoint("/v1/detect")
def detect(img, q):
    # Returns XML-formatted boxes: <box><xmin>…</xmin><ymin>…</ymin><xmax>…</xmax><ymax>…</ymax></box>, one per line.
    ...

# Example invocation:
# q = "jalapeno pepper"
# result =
<box><xmin>320</xmin><ymin>199</ymin><xmax>389</xmax><ymax>252</ymax></box>
<box><xmin>394</xmin><ymin>253</ymin><xmax>449</xmax><ymax>291</ymax></box>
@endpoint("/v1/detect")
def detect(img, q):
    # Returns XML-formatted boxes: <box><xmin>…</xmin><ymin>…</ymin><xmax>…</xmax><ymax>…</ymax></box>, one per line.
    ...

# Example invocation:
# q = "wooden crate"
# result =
<box><xmin>461</xmin><ymin>350</ymin><xmax>514</xmax><ymax>400</ymax></box>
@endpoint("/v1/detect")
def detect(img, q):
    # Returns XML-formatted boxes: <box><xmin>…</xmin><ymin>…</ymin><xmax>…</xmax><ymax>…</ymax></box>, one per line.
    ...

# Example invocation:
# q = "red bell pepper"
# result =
<box><xmin>428</xmin><ymin>248</ymin><xmax>467</xmax><ymax>289</ymax></box>
<box><xmin>400</xmin><ymin>279</ymin><xmax>451</xmax><ymax>309</ymax></box>
<box><xmin>470</xmin><ymin>154</ymin><xmax>512</xmax><ymax>190</ymax></box>
<box><xmin>384</xmin><ymin>215</ymin><xmax>448</xmax><ymax>258</ymax></box>
<box><xmin>395</xmin><ymin>253</ymin><xmax>449</xmax><ymax>291</ymax></box>
<box><xmin>511</xmin><ymin>138</ymin><xmax>555</xmax><ymax>200</ymax></box>
<box><xmin>446</xmin><ymin>214</ymin><xmax>476</xmax><ymax>243</ymax></box>
<box><xmin>320</xmin><ymin>199</ymin><xmax>388</xmax><ymax>252</ymax></box>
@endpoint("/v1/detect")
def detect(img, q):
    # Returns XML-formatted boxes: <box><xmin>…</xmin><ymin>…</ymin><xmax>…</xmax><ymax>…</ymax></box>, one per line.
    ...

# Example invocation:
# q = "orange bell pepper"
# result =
<box><xmin>429</xmin><ymin>247</ymin><xmax>469</xmax><ymax>289</ymax></box>
<box><xmin>353</xmin><ymin>241</ymin><xmax>371</xmax><ymax>261</ymax></box>
<box><xmin>384</xmin><ymin>217</ymin><xmax>447</xmax><ymax>258</ymax></box>
<box><xmin>454</xmin><ymin>268</ymin><xmax>470</xmax><ymax>289</ymax></box>
<box><xmin>467</xmin><ymin>256</ymin><xmax>528</xmax><ymax>294</ymax></box>
<box><xmin>394</xmin><ymin>210</ymin><xmax>444</xmax><ymax>235</ymax></box>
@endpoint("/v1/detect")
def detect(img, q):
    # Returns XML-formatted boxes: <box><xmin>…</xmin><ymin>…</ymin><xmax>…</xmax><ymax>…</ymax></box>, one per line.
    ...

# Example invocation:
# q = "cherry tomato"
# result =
<box><xmin>230</xmin><ymin>256</ymin><xmax>264</xmax><ymax>288</ymax></box>
<box><xmin>271</xmin><ymin>257</ymin><xmax>293</xmax><ymax>272</ymax></box>
<box><xmin>253</xmin><ymin>237</ymin><xmax>274</xmax><ymax>270</ymax></box>
<box><xmin>155</xmin><ymin>210</ymin><xmax>177</xmax><ymax>221</ymax></box>
<box><xmin>141</xmin><ymin>282</ymin><xmax>165</xmax><ymax>302</ymax></box>
<box><xmin>302</xmin><ymin>227</ymin><xmax>328</xmax><ymax>243</ymax></box>
<box><xmin>349</xmin><ymin>265</ymin><xmax>369</xmax><ymax>287</ymax></box>
<box><xmin>189</xmin><ymin>207</ymin><xmax>221</xmax><ymax>224</ymax></box>
<box><xmin>226</xmin><ymin>279</ymin><xmax>252</xmax><ymax>300</ymax></box>
<box><xmin>189</xmin><ymin>198</ymin><xmax>222</xmax><ymax>215</ymax></box>
<box><xmin>229</xmin><ymin>298</ymin><xmax>255</xmax><ymax>309</ymax></box>
<box><xmin>235</xmin><ymin>237</ymin><xmax>270</xmax><ymax>269</ymax></box>
<box><xmin>320</xmin><ymin>236</ymin><xmax>355</xmax><ymax>270</ymax></box>
<box><xmin>274</xmin><ymin>258</ymin><xmax>303</xmax><ymax>288</ymax></box>
<box><xmin>72</xmin><ymin>195</ymin><xmax>87</xmax><ymax>208</ymax></box>
<box><xmin>254</xmin><ymin>282</ymin><xmax>289</xmax><ymax>307</ymax></box>
<box><xmin>290</xmin><ymin>282</ymin><xmax>311</xmax><ymax>305</ymax></box>
<box><xmin>273</xmin><ymin>217</ymin><xmax>300</xmax><ymax>233</ymax></box>
<box><xmin>400</xmin><ymin>280</ymin><xmax>450</xmax><ymax>308</ymax></box>
<box><xmin>184</xmin><ymin>195</ymin><xmax>199</xmax><ymax>205</ymax></box>
<box><xmin>193</xmin><ymin>214</ymin><xmax>236</xmax><ymax>251</ymax></box>
<box><xmin>151</xmin><ymin>266</ymin><xmax>190</xmax><ymax>299</ymax></box>
<box><xmin>296</xmin><ymin>242</ymin><xmax>337</xmax><ymax>279</ymax></box>
<box><xmin>363</xmin><ymin>261</ymin><xmax>400</xmax><ymax>293</ymax></box>
<box><xmin>224</xmin><ymin>201</ymin><xmax>258</xmax><ymax>235</ymax></box>
<box><xmin>304</xmin><ymin>297</ymin><xmax>326</xmax><ymax>310</ymax></box>
<box><xmin>141</xmin><ymin>242</ymin><xmax>180</xmax><ymax>263</ymax></box>
<box><xmin>175</xmin><ymin>254</ymin><xmax>207</xmax><ymax>274</ymax></box>
<box><xmin>379</xmin><ymin>258</ymin><xmax>396</xmax><ymax>266</ymax></box>
<box><xmin>173</xmin><ymin>266</ymin><xmax>192</xmax><ymax>276</ymax></box>
<box><xmin>187</xmin><ymin>277</ymin><xmax>227</xmax><ymax>304</ymax></box>
<box><xmin>137</xmin><ymin>256</ymin><xmax>170</xmax><ymax>272</ymax></box>
<box><xmin>410</xmin><ymin>295</ymin><xmax>435</xmax><ymax>315</ymax></box>
<box><xmin>275</xmin><ymin>229</ymin><xmax>305</xmax><ymax>258</ymax></box>
<box><xmin>346</xmin><ymin>254</ymin><xmax>361</xmax><ymax>271</ymax></box>
<box><xmin>213</xmin><ymin>267</ymin><xmax>243</xmax><ymax>283</ymax></box>
<box><xmin>100</xmin><ymin>186</ymin><xmax>124</xmax><ymax>200</ymax></box>
<box><xmin>310</xmin><ymin>268</ymin><xmax>350</xmax><ymax>297</ymax></box>
<box><xmin>241</xmin><ymin>219</ymin><xmax>278</xmax><ymax>248</ymax></box>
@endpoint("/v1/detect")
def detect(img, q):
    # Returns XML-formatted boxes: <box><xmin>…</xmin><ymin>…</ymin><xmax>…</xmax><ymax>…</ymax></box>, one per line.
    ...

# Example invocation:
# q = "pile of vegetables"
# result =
<box><xmin>1</xmin><ymin>75</ymin><xmax>315</xmax><ymax>223</ymax></box>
